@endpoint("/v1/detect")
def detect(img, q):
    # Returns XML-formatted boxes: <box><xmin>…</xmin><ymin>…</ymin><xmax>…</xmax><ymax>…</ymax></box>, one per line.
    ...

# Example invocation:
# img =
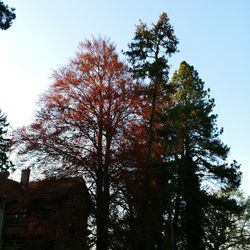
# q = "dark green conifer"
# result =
<box><xmin>163</xmin><ymin>61</ymin><xmax>241</xmax><ymax>249</ymax></box>
<box><xmin>0</xmin><ymin>110</ymin><xmax>13</xmax><ymax>172</ymax></box>
<box><xmin>125</xmin><ymin>12</ymin><xmax>178</xmax><ymax>250</ymax></box>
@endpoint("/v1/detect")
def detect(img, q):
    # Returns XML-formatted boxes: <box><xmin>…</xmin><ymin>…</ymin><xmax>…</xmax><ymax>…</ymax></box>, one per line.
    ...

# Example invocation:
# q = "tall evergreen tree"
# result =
<box><xmin>126</xmin><ymin>12</ymin><xmax>178</xmax><ymax>158</ymax></box>
<box><xmin>163</xmin><ymin>61</ymin><xmax>241</xmax><ymax>249</ymax></box>
<box><xmin>124</xmin><ymin>12</ymin><xmax>178</xmax><ymax>250</ymax></box>
<box><xmin>0</xmin><ymin>110</ymin><xmax>13</xmax><ymax>172</ymax></box>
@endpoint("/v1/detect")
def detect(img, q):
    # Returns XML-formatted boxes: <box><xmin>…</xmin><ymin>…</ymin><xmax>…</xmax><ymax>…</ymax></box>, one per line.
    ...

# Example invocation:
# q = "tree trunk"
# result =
<box><xmin>181</xmin><ymin>156</ymin><xmax>205</xmax><ymax>250</ymax></box>
<box><xmin>96</xmin><ymin>129</ymin><xmax>111</xmax><ymax>250</ymax></box>
<box><xmin>96</xmin><ymin>172</ymin><xmax>109</xmax><ymax>250</ymax></box>
<box><xmin>138</xmin><ymin>77</ymin><xmax>163</xmax><ymax>250</ymax></box>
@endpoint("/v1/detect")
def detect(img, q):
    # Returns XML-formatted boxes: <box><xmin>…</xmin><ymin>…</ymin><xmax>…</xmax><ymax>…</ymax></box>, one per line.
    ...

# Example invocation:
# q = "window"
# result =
<box><xmin>6</xmin><ymin>213</ymin><xmax>26</xmax><ymax>225</ymax></box>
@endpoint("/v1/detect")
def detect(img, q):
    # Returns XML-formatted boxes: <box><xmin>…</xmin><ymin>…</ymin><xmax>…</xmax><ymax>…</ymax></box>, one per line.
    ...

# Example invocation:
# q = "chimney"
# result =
<box><xmin>20</xmin><ymin>168</ymin><xmax>30</xmax><ymax>185</ymax></box>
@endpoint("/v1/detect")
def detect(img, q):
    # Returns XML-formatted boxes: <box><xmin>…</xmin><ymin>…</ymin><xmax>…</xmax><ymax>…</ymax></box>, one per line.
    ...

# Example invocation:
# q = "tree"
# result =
<box><xmin>204</xmin><ymin>190</ymin><xmax>250</xmax><ymax>250</ymax></box>
<box><xmin>0</xmin><ymin>110</ymin><xmax>14</xmax><ymax>172</ymax></box>
<box><xmin>0</xmin><ymin>1</ymin><xmax>15</xmax><ymax>30</ymax></box>
<box><xmin>126</xmin><ymin>12</ymin><xmax>178</xmax><ymax>159</ymax></box>
<box><xmin>162</xmin><ymin>61</ymin><xmax>241</xmax><ymax>249</ymax></box>
<box><xmin>13</xmin><ymin>37</ymin><xmax>138</xmax><ymax>250</ymax></box>
<box><xmin>124</xmin><ymin>12</ymin><xmax>178</xmax><ymax>250</ymax></box>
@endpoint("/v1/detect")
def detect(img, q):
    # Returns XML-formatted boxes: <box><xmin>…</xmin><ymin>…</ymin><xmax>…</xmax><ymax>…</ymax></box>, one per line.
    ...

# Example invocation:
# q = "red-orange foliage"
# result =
<box><xmin>13</xmin><ymin>37</ymin><xmax>140</xmax><ymax>250</ymax></box>
<box><xmin>14</xmin><ymin>37</ymin><xmax>138</xmax><ymax>174</ymax></box>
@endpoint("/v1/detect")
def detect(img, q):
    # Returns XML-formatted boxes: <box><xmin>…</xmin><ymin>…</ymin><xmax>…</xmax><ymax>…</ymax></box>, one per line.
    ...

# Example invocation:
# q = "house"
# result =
<box><xmin>0</xmin><ymin>169</ymin><xmax>92</xmax><ymax>250</ymax></box>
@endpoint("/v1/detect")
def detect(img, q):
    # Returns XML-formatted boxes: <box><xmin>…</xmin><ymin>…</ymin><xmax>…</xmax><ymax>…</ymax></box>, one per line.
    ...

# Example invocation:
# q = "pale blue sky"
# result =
<box><xmin>0</xmin><ymin>1</ymin><xmax>249</xmax><ymax>195</ymax></box>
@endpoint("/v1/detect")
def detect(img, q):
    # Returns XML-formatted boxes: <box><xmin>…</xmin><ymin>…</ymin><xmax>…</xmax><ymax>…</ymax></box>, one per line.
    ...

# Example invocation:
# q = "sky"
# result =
<box><xmin>0</xmin><ymin>1</ymin><xmax>249</xmax><ymax>195</ymax></box>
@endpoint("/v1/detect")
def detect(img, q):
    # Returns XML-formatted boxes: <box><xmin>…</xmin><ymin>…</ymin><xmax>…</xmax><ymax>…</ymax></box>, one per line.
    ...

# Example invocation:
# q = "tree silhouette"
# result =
<box><xmin>0</xmin><ymin>1</ymin><xmax>15</xmax><ymax>30</ymax></box>
<box><xmin>162</xmin><ymin>61</ymin><xmax>241</xmax><ymax>249</ymax></box>
<box><xmin>13</xmin><ymin>37</ymin><xmax>139</xmax><ymax>250</ymax></box>
<box><xmin>124</xmin><ymin>12</ymin><xmax>178</xmax><ymax>249</ymax></box>
<box><xmin>204</xmin><ymin>190</ymin><xmax>250</xmax><ymax>250</ymax></box>
<box><xmin>0</xmin><ymin>110</ymin><xmax>14</xmax><ymax>172</ymax></box>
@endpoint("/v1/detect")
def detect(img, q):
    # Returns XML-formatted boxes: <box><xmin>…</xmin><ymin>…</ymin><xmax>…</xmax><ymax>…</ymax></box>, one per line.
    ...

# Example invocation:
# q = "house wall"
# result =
<box><xmin>0</xmin><ymin>198</ymin><xmax>5</xmax><ymax>250</ymax></box>
<box><xmin>0</xmin><ymin>177</ymin><xmax>92</xmax><ymax>250</ymax></box>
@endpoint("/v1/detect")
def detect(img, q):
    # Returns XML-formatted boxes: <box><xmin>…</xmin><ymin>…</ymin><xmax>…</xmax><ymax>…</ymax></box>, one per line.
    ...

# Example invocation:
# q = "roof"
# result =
<box><xmin>0</xmin><ymin>176</ymin><xmax>93</xmax><ymax>212</ymax></box>
<box><xmin>27</xmin><ymin>176</ymin><xmax>87</xmax><ymax>194</ymax></box>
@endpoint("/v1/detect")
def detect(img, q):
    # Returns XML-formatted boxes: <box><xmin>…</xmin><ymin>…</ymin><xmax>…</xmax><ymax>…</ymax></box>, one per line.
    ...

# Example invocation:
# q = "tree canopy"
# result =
<box><xmin>0</xmin><ymin>1</ymin><xmax>15</xmax><ymax>30</ymax></box>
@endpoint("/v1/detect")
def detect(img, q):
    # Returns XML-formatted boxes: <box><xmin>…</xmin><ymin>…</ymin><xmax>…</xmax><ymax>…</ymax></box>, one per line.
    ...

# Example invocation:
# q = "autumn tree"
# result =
<box><xmin>162</xmin><ymin>61</ymin><xmax>241</xmax><ymax>249</ymax></box>
<box><xmin>0</xmin><ymin>110</ymin><xmax>13</xmax><ymax>172</ymax></box>
<box><xmin>13</xmin><ymin>37</ymin><xmax>138</xmax><ymax>250</ymax></box>
<box><xmin>124</xmin><ymin>12</ymin><xmax>179</xmax><ymax>250</ymax></box>
<box><xmin>0</xmin><ymin>1</ymin><xmax>15</xmax><ymax>30</ymax></box>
